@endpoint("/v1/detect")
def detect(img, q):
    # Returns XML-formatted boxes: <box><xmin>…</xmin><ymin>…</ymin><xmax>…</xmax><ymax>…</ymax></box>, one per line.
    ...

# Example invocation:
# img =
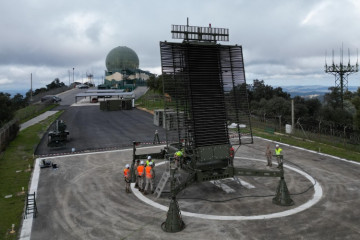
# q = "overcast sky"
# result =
<box><xmin>1</xmin><ymin>0</ymin><xmax>360</xmax><ymax>93</ymax></box>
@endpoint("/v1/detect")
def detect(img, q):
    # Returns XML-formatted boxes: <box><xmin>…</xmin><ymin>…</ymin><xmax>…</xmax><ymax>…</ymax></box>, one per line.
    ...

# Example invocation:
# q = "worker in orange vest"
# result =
<box><xmin>144</xmin><ymin>161</ymin><xmax>155</xmax><ymax>195</ymax></box>
<box><xmin>137</xmin><ymin>161</ymin><xmax>145</xmax><ymax>192</ymax></box>
<box><xmin>123</xmin><ymin>164</ymin><xmax>131</xmax><ymax>193</ymax></box>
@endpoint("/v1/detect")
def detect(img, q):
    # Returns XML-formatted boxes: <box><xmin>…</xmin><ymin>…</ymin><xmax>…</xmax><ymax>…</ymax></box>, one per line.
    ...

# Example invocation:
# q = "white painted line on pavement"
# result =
<box><xmin>238</xmin><ymin>179</ymin><xmax>256</xmax><ymax>189</ymax></box>
<box><xmin>257</xmin><ymin>136</ymin><xmax>360</xmax><ymax>166</ymax></box>
<box><xmin>19</xmin><ymin>158</ymin><xmax>41</xmax><ymax>240</ymax></box>
<box><xmin>209</xmin><ymin>181</ymin><xmax>235</xmax><ymax>193</ymax></box>
<box><xmin>40</xmin><ymin>145</ymin><xmax>166</xmax><ymax>159</ymax></box>
<box><xmin>132</xmin><ymin>158</ymin><xmax>324</xmax><ymax>220</ymax></box>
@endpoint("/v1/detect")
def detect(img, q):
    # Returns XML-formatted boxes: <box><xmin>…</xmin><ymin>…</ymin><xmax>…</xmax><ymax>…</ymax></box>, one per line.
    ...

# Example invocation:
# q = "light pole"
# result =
<box><xmin>72</xmin><ymin>67</ymin><xmax>75</xmax><ymax>85</ymax></box>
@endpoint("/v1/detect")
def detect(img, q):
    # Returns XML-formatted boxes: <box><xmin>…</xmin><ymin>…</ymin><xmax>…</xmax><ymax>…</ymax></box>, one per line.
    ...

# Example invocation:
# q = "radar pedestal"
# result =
<box><xmin>161</xmin><ymin>168</ymin><xmax>185</xmax><ymax>232</ymax></box>
<box><xmin>272</xmin><ymin>163</ymin><xmax>294</xmax><ymax>206</ymax></box>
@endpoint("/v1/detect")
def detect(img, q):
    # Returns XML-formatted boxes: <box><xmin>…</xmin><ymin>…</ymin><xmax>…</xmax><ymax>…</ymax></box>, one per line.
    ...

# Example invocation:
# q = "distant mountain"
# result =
<box><xmin>278</xmin><ymin>85</ymin><xmax>359</xmax><ymax>99</ymax></box>
<box><xmin>1</xmin><ymin>89</ymin><xmax>28</xmax><ymax>97</ymax></box>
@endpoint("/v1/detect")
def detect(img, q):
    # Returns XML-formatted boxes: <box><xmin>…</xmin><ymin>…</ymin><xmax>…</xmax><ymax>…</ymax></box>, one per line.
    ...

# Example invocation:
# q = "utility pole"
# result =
<box><xmin>30</xmin><ymin>73</ymin><xmax>33</xmax><ymax>102</ymax></box>
<box><xmin>291</xmin><ymin>99</ymin><xmax>294</xmax><ymax>134</ymax></box>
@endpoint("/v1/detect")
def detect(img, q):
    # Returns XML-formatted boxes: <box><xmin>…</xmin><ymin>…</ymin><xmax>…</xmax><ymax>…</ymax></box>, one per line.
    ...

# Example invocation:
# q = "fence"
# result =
<box><xmin>0</xmin><ymin>119</ymin><xmax>19</xmax><ymax>152</ymax></box>
<box><xmin>250</xmin><ymin>116</ymin><xmax>360</xmax><ymax>152</ymax></box>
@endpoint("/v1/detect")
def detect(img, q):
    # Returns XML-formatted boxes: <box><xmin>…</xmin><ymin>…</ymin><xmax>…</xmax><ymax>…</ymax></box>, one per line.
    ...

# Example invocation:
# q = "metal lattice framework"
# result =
<box><xmin>325</xmin><ymin>48</ymin><xmax>359</xmax><ymax>108</ymax></box>
<box><xmin>160</xmin><ymin>41</ymin><xmax>253</xmax><ymax>169</ymax></box>
<box><xmin>171</xmin><ymin>24</ymin><xmax>229</xmax><ymax>42</ymax></box>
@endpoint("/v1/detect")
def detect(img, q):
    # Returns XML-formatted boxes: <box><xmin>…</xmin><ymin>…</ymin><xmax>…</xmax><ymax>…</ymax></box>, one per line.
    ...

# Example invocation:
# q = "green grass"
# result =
<box><xmin>253</xmin><ymin>128</ymin><xmax>360</xmax><ymax>162</ymax></box>
<box><xmin>0</xmin><ymin>111</ymin><xmax>62</xmax><ymax>239</ymax></box>
<box><xmin>15</xmin><ymin>103</ymin><xmax>58</xmax><ymax>124</ymax></box>
<box><xmin>136</xmin><ymin>90</ymin><xmax>360</xmax><ymax>162</ymax></box>
<box><xmin>135</xmin><ymin>90</ymin><xmax>164</xmax><ymax>111</ymax></box>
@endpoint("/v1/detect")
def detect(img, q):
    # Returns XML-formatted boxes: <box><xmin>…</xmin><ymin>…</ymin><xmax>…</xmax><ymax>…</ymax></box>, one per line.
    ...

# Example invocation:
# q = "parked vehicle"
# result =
<box><xmin>78</xmin><ymin>84</ymin><xmax>89</xmax><ymax>89</ymax></box>
<box><xmin>41</xmin><ymin>95</ymin><xmax>62</xmax><ymax>103</ymax></box>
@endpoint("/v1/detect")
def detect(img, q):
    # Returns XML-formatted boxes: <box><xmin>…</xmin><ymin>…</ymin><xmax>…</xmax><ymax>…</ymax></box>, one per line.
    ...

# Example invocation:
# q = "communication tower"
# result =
<box><xmin>86</xmin><ymin>72</ymin><xmax>94</xmax><ymax>85</ymax></box>
<box><xmin>325</xmin><ymin>47</ymin><xmax>358</xmax><ymax>108</ymax></box>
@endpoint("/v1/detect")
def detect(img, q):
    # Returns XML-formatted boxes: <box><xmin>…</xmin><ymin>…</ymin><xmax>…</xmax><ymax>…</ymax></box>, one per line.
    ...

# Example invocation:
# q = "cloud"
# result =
<box><xmin>301</xmin><ymin>1</ymin><xmax>331</xmax><ymax>26</ymax></box>
<box><xmin>0</xmin><ymin>77</ymin><xmax>13</xmax><ymax>85</ymax></box>
<box><xmin>0</xmin><ymin>0</ymin><xmax>360</xmax><ymax>92</ymax></box>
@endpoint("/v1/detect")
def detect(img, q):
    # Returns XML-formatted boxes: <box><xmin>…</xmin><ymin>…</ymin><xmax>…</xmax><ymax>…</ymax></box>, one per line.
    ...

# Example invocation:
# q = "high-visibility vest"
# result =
<box><xmin>124</xmin><ymin>168</ymin><xmax>130</xmax><ymax>178</ymax></box>
<box><xmin>275</xmin><ymin>148</ymin><xmax>283</xmax><ymax>155</ymax></box>
<box><xmin>145</xmin><ymin>166</ymin><xmax>153</xmax><ymax>179</ymax></box>
<box><xmin>146</xmin><ymin>160</ymin><xmax>154</xmax><ymax>166</ymax></box>
<box><xmin>137</xmin><ymin>165</ymin><xmax>144</xmax><ymax>176</ymax></box>
<box><xmin>175</xmin><ymin>151</ymin><xmax>183</xmax><ymax>157</ymax></box>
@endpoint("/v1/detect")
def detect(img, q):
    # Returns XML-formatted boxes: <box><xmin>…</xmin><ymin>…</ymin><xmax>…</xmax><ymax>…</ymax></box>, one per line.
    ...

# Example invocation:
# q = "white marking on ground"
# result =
<box><xmin>238</xmin><ymin>179</ymin><xmax>256</xmax><ymax>189</ymax></box>
<box><xmin>210</xmin><ymin>177</ymin><xmax>255</xmax><ymax>192</ymax></box>
<box><xmin>131</xmin><ymin>159</ymin><xmax>324</xmax><ymax>220</ymax></box>
<box><xmin>209</xmin><ymin>180</ymin><xmax>235</xmax><ymax>193</ymax></box>
<box><xmin>256</xmin><ymin>136</ymin><xmax>360</xmax><ymax>166</ymax></box>
<box><xmin>19</xmin><ymin>158</ymin><xmax>40</xmax><ymax>240</ymax></box>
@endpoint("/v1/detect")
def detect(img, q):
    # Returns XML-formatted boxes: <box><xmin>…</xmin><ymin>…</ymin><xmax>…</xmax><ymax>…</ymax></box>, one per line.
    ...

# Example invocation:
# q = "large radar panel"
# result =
<box><xmin>160</xmin><ymin>23</ymin><xmax>253</xmax><ymax>171</ymax></box>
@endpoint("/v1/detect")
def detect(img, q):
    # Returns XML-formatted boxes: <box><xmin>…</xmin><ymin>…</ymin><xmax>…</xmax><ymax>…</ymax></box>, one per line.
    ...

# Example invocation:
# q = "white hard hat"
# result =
<box><xmin>147</xmin><ymin>155</ymin><xmax>152</xmax><ymax>160</ymax></box>
<box><xmin>125</xmin><ymin>164</ymin><xmax>130</xmax><ymax>168</ymax></box>
<box><xmin>149</xmin><ymin>161</ymin><xmax>153</xmax><ymax>166</ymax></box>
<box><xmin>140</xmin><ymin>160</ymin><xmax>144</xmax><ymax>165</ymax></box>
<box><xmin>276</xmin><ymin>144</ymin><xmax>279</xmax><ymax>148</ymax></box>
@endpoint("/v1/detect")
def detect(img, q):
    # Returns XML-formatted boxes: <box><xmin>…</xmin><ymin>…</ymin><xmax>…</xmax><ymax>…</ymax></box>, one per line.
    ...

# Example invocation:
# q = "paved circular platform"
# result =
<box><xmin>28</xmin><ymin>138</ymin><xmax>360</xmax><ymax>240</ymax></box>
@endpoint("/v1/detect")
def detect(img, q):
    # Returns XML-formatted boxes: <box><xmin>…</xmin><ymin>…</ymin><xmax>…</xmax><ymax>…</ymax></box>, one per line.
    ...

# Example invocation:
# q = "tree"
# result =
<box><xmin>305</xmin><ymin>98</ymin><xmax>322</xmax><ymax>119</ymax></box>
<box><xmin>11</xmin><ymin>93</ymin><xmax>28</xmax><ymax>110</ymax></box>
<box><xmin>249</xmin><ymin>79</ymin><xmax>274</xmax><ymax>101</ymax></box>
<box><xmin>266</xmin><ymin>97</ymin><xmax>291</xmax><ymax>117</ymax></box>
<box><xmin>0</xmin><ymin>92</ymin><xmax>14</xmax><ymax>127</ymax></box>
<box><xmin>324</xmin><ymin>87</ymin><xmax>342</xmax><ymax>109</ymax></box>
<box><xmin>293</xmin><ymin>96</ymin><xmax>308</xmax><ymax>118</ymax></box>
<box><xmin>352</xmin><ymin>94</ymin><xmax>360</xmax><ymax>129</ymax></box>
<box><xmin>147</xmin><ymin>75</ymin><xmax>163</xmax><ymax>93</ymax></box>
<box><xmin>46</xmin><ymin>78</ymin><xmax>65</xmax><ymax>90</ymax></box>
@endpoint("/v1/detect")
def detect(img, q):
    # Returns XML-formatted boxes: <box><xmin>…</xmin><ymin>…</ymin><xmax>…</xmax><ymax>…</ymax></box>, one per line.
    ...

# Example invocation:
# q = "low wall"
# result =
<box><xmin>0</xmin><ymin>119</ymin><xmax>19</xmax><ymax>152</ymax></box>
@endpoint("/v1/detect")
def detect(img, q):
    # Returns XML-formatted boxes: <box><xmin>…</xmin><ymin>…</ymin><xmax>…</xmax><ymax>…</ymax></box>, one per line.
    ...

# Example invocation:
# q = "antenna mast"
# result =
<box><xmin>325</xmin><ymin>45</ymin><xmax>359</xmax><ymax>108</ymax></box>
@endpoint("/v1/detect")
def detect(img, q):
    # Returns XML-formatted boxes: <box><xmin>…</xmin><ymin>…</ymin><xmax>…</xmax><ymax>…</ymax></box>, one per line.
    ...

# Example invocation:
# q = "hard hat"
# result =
<box><xmin>147</xmin><ymin>155</ymin><xmax>152</xmax><ymax>160</ymax></box>
<box><xmin>276</xmin><ymin>144</ymin><xmax>279</xmax><ymax>148</ymax></box>
<box><xmin>125</xmin><ymin>164</ymin><xmax>130</xmax><ymax>168</ymax></box>
<box><xmin>149</xmin><ymin>161</ymin><xmax>153</xmax><ymax>166</ymax></box>
<box><xmin>140</xmin><ymin>160</ymin><xmax>144</xmax><ymax>165</ymax></box>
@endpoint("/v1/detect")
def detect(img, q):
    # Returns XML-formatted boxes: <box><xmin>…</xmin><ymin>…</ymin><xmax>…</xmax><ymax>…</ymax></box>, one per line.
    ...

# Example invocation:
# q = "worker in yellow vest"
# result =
<box><xmin>144</xmin><ymin>162</ymin><xmax>155</xmax><ymax>195</ymax></box>
<box><xmin>174</xmin><ymin>150</ymin><xmax>183</xmax><ymax>168</ymax></box>
<box><xmin>123</xmin><ymin>164</ymin><xmax>131</xmax><ymax>193</ymax></box>
<box><xmin>274</xmin><ymin>144</ymin><xmax>283</xmax><ymax>168</ymax></box>
<box><xmin>146</xmin><ymin>155</ymin><xmax>155</xmax><ymax>167</ymax></box>
<box><xmin>137</xmin><ymin>161</ymin><xmax>145</xmax><ymax>192</ymax></box>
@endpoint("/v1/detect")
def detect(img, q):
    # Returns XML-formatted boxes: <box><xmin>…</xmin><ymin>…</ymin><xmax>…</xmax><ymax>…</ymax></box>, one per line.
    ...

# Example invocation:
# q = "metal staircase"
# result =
<box><xmin>24</xmin><ymin>192</ymin><xmax>38</xmax><ymax>219</ymax></box>
<box><xmin>154</xmin><ymin>170</ymin><xmax>181</xmax><ymax>198</ymax></box>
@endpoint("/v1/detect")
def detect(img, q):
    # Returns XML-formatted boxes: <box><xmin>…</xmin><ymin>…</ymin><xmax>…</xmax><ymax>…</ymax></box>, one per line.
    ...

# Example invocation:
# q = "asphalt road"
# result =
<box><xmin>35</xmin><ymin>106</ymin><xmax>167</xmax><ymax>155</ymax></box>
<box><xmin>55</xmin><ymin>88</ymin><xmax>88</xmax><ymax>109</ymax></box>
<box><xmin>36</xmin><ymin>86</ymin><xmax>162</xmax><ymax>155</ymax></box>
